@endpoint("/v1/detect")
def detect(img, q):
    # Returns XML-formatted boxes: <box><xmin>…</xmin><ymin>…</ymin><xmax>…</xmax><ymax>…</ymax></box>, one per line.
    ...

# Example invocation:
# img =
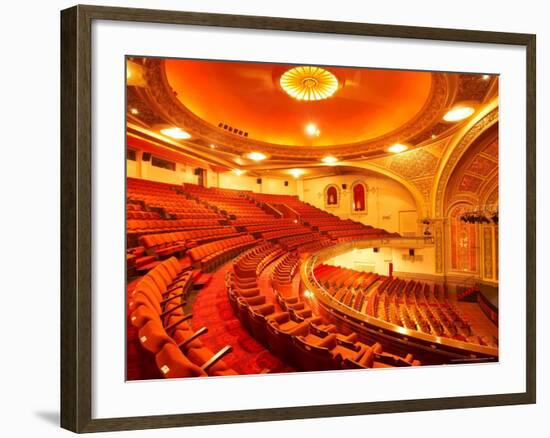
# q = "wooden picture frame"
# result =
<box><xmin>60</xmin><ymin>4</ymin><xmax>536</xmax><ymax>433</ymax></box>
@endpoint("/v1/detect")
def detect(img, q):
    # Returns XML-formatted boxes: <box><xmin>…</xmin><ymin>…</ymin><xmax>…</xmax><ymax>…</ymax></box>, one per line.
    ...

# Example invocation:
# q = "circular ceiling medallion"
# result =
<box><xmin>279</xmin><ymin>66</ymin><xmax>339</xmax><ymax>101</ymax></box>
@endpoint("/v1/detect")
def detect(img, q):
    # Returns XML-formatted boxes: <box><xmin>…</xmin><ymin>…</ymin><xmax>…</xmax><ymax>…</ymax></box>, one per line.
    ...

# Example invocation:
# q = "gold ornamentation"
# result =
<box><xmin>280</xmin><ymin>66</ymin><xmax>338</xmax><ymax>101</ymax></box>
<box><xmin>483</xmin><ymin>227</ymin><xmax>493</xmax><ymax>279</ymax></box>
<box><xmin>434</xmin><ymin>109</ymin><xmax>499</xmax><ymax>216</ymax></box>
<box><xmin>435</xmin><ymin>224</ymin><xmax>443</xmax><ymax>273</ymax></box>
<box><xmin>389</xmin><ymin>149</ymin><xmax>438</xmax><ymax>179</ymax></box>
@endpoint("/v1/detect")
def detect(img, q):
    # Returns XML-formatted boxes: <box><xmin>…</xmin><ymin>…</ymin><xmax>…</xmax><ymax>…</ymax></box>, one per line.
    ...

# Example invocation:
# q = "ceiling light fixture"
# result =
<box><xmin>321</xmin><ymin>156</ymin><xmax>338</xmax><ymax>164</ymax></box>
<box><xmin>280</xmin><ymin>66</ymin><xmax>339</xmax><ymax>101</ymax></box>
<box><xmin>443</xmin><ymin>106</ymin><xmax>475</xmax><ymax>122</ymax></box>
<box><xmin>247</xmin><ymin>152</ymin><xmax>267</xmax><ymax>161</ymax></box>
<box><xmin>209</xmin><ymin>144</ymin><xmax>217</xmax><ymax>149</ymax></box>
<box><xmin>305</xmin><ymin>123</ymin><xmax>320</xmax><ymax>137</ymax></box>
<box><xmin>387</xmin><ymin>143</ymin><xmax>409</xmax><ymax>154</ymax></box>
<box><xmin>289</xmin><ymin>168</ymin><xmax>304</xmax><ymax>178</ymax></box>
<box><xmin>232</xmin><ymin>169</ymin><xmax>245</xmax><ymax>176</ymax></box>
<box><xmin>482</xmin><ymin>74</ymin><xmax>490</xmax><ymax>80</ymax></box>
<box><xmin>160</xmin><ymin>127</ymin><xmax>192</xmax><ymax>139</ymax></box>
<box><xmin>130</xmin><ymin>108</ymin><xmax>139</xmax><ymax>115</ymax></box>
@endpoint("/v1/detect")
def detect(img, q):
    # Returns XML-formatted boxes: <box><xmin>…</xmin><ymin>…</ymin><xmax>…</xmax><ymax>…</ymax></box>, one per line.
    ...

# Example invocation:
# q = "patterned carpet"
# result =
<box><xmin>191</xmin><ymin>261</ymin><xmax>295</xmax><ymax>375</ymax></box>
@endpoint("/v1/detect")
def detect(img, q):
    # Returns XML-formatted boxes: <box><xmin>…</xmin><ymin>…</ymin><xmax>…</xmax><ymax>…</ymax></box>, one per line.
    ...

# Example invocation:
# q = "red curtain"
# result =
<box><xmin>327</xmin><ymin>186</ymin><xmax>338</xmax><ymax>205</ymax></box>
<box><xmin>353</xmin><ymin>183</ymin><xmax>365</xmax><ymax>211</ymax></box>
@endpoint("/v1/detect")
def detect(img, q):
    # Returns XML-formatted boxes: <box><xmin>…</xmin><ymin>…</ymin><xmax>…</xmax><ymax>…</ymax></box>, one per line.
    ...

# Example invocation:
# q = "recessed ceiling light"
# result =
<box><xmin>387</xmin><ymin>143</ymin><xmax>409</xmax><ymax>153</ymax></box>
<box><xmin>482</xmin><ymin>74</ymin><xmax>490</xmax><ymax>80</ymax></box>
<box><xmin>232</xmin><ymin>169</ymin><xmax>245</xmax><ymax>176</ymax></box>
<box><xmin>160</xmin><ymin>127</ymin><xmax>191</xmax><ymax>139</ymax></box>
<box><xmin>321</xmin><ymin>156</ymin><xmax>338</xmax><ymax>164</ymax></box>
<box><xmin>209</xmin><ymin>144</ymin><xmax>216</xmax><ymax>149</ymax></box>
<box><xmin>130</xmin><ymin>108</ymin><xmax>139</xmax><ymax>115</ymax></box>
<box><xmin>431</xmin><ymin>134</ymin><xmax>437</xmax><ymax>139</ymax></box>
<box><xmin>289</xmin><ymin>168</ymin><xmax>304</xmax><ymax>178</ymax></box>
<box><xmin>443</xmin><ymin>106</ymin><xmax>475</xmax><ymax>122</ymax></box>
<box><xmin>303</xmin><ymin>290</ymin><xmax>314</xmax><ymax>298</ymax></box>
<box><xmin>247</xmin><ymin>152</ymin><xmax>267</xmax><ymax>161</ymax></box>
<box><xmin>305</xmin><ymin>123</ymin><xmax>320</xmax><ymax>136</ymax></box>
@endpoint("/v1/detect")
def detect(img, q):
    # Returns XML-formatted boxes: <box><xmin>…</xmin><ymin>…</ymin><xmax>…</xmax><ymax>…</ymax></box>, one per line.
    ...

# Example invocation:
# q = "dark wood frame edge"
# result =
<box><xmin>60</xmin><ymin>4</ymin><xmax>536</xmax><ymax>433</ymax></box>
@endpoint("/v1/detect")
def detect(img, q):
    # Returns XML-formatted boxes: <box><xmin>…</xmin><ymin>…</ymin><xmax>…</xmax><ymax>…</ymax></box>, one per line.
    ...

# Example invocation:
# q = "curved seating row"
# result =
<box><xmin>129</xmin><ymin>256</ymin><xmax>236</xmax><ymax>378</ymax></box>
<box><xmin>188</xmin><ymin>234</ymin><xmax>261</xmax><ymax>272</ymax></box>
<box><xmin>139</xmin><ymin>226</ymin><xmax>244</xmax><ymax>259</ymax></box>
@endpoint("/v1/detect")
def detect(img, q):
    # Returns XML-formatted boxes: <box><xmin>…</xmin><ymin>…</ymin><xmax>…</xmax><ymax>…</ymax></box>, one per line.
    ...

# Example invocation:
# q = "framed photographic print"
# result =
<box><xmin>60</xmin><ymin>4</ymin><xmax>536</xmax><ymax>433</ymax></box>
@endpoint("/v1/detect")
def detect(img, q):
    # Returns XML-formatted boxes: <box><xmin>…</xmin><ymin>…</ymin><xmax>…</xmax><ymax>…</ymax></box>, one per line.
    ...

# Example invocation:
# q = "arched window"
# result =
<box><xmin>449</xmin><ymin>204</ymin><xmax>478</xmax><ymax>273</ymax></box>
<box><xmin>325</xmin><ymin>185</ymin><xmax>339</xmax><ymax>207</ymax></box>
<box><xmin>351</xmin><ymin>181</ymin><xmax>367</xmax><ymax>212</ymax></box>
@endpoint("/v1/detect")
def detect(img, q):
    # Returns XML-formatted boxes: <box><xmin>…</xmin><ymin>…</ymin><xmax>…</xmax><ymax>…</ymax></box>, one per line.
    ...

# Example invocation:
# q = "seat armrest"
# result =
<box><xmin>202</xmin><ymin>345</ymin><xmax>233</xmax><ymax>373</ymax></box>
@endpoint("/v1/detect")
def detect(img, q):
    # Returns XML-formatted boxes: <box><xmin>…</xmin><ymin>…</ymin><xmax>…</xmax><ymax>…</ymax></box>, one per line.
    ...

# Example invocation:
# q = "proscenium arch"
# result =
<box><xmin>431</xmin><ymin>98</ymin><xmax>499</xmax><ymax>218</ymax></box>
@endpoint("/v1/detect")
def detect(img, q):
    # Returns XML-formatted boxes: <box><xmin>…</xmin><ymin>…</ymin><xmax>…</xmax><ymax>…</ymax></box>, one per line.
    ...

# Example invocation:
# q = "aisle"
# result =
<box><xmin>191</xmin><ymin>261</ymin><xmax>294</xmax><ymax>375</ymax></box>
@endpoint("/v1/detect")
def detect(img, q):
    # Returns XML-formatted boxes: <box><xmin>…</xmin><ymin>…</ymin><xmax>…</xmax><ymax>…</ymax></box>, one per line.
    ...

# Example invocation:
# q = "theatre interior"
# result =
<box><xmin>126</xmin><ymin>57</ymin><xmax>499</xmax><ymax>380</ymax></box>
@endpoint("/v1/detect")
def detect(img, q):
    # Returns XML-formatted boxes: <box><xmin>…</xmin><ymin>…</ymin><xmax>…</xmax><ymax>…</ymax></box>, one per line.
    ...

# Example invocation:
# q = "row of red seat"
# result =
<box><xmin>127</xmin><ymin>219</ymin><xmax>226</xmax><ymax>235</ymax></box>
<box><xmin>129</xmin><ymin>257</ymin><xmax>236</xmax><ymax>378</ymax></box>
<box><xmin>139</xmin><ymin>227</ymin><xmax>244</xmax><ymax>259</ymax></box>
<box><xmin>188</xmin><ymin>234</ymin><xmax>260</xmax><ymax>272</ymax></box>
<box><xmin>127</xmin><ymin>211</ymin><xmax>161</xmax><ymax>220</ymax></box>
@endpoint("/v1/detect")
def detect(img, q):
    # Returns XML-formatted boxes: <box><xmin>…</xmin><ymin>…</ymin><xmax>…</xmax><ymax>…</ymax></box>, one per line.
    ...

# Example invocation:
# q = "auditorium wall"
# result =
<box><xmin>126</xmin><ymin>156</ymin><xmax>199</xmax><ymax>185</ymax></box>
<box><xmin>302</xmin><ymin>174</ymin><xmax>419</xmax><ymax>234</ymax></box>
<box><xmin>325</xmin><ymin>245</ymin><xmax>439</xmax><ymax>277</ymax></box>
<box><xmin>215</xmin><ymin>171</ymin><xmax>298</xmax><ymax>195</ymax></box>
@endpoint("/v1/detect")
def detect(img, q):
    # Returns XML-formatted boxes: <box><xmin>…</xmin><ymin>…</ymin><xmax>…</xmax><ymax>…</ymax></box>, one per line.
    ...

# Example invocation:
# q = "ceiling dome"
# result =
<box><xmin>164</xmin><ymin>59</ymin><xmax>434</xmax><ymax>147</ymax></box>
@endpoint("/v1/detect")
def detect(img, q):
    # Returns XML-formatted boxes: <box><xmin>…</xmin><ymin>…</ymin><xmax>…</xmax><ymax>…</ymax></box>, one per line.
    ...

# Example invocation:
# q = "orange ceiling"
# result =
<box><xmin>164</xmin><ymin>59</ymin><xmax>433</xmax><ymax>147</ymax></box>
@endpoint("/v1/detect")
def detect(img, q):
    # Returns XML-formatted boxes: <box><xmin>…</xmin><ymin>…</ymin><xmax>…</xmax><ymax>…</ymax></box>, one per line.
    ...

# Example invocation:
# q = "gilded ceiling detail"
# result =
<box><xmin>485</xmin><ymin>186</ymin><xmax>499</xmax><ymax>205</ymax></box>
<box><xmin>467</xmin><ymin>155</ymin><xmax>498</xmax><ymax>175</ymax></box>
<box><xmin>389</xmin><ymin>149</ymin><xmax>439</xmax><ymax>179</ymax></box>
<box><xmin>458</xmin><ymin>174</ymin><xmax>484</xmax><ymax>192</ymax></box>
<box><xmin>455</xmin><ymin>74</ymin><xmax>494</xmax><ymax>102</ymax></box>
<box><xmin>434</xmin><ymin>108</ymin><xmax>499</xmax><ymax>217</ymax></box>
<box><xmin>482</xmin><ymin>138</ymin><xmax>499</xmax><ymax>158</ymax></box>
<box><xmin>410</xmin><ymin>177</ymin><xmax>434</xmax><ymax>200</ymax></box>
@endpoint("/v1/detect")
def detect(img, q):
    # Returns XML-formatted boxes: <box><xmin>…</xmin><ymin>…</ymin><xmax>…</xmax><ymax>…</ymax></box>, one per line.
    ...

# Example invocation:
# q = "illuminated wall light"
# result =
<box><xmin>321</xmin><ymin>156</ymin><xmax>338</xmax><ymax>164</ymax></box>
<box><xmin>160</xmin><ymin>127</ymin><xmax>192</xmax><ymax>139</ymax></box>
<box><xmin>247</xmin><ymin>152</ymin><xmax>267</xmax><ymax>161</ymax></box>
<box><xmin>387</xmin><ymin>143</ymin><xmax>408</xmax><ymax>154</ymax></box>
<box><xmin>289</xmin><ymin>168</ymin><xmax>304</xmax><ymax>178</ymax></box>
<box><xmin>305</xmin><ymin>123</ymin><xmax>320</xmax><ymax>136</ymax></box>
<box><xmin>482</xmin><ymin>74</ymin><xmax>490</xmax><ymax>80</ymax></box>
<box><xmin>232</xmin><ymin>169</ymin><xmax>245</xmax><ymax>176</ymax></box>
<box><xmin>443</xmin><ymin>106</ymin><xmax>475</xmax><ymax>122</ymax></box>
